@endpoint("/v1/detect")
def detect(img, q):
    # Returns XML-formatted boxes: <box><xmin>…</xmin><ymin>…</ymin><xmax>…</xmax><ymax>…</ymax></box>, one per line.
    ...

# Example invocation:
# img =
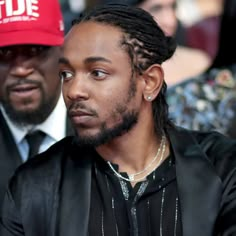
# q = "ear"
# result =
<box><xmin>142</xmin><ymin>64</ymin><xmax>164</xmax><ymax>102</ymax></box>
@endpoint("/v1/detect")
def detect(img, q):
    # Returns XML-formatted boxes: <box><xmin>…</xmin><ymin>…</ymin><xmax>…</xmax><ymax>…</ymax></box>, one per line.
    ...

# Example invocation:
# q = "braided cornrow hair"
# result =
<box><xmin>72</xmin><ymin>4</ymin><xmax>177</xmax><ymax>134</ymax></box>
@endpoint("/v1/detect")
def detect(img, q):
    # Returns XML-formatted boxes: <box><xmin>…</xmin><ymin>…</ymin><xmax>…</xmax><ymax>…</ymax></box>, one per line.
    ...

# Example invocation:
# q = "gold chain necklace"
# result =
<box><xmin>107</xmin><ymin>135</ymin><xmax>166</xmax><ymax>182</ymax></box>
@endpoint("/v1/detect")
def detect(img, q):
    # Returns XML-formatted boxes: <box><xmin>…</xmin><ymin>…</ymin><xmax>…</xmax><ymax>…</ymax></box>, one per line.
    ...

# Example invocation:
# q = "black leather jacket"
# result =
<box><xmin>1</xmin><ymin>126</ymin><xmax>236</xmax><ymax>236</ymax></box>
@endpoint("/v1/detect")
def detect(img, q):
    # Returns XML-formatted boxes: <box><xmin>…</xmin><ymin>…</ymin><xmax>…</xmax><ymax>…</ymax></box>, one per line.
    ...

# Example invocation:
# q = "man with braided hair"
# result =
<box><xmin>1</xmin><ymin>4</ymin><xmax>236</xmax><ymax>236</ymax></box>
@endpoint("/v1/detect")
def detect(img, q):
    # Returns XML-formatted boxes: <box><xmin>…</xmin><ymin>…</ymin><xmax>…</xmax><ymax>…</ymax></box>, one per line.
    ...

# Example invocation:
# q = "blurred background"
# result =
<box><xmin>59</xmin><ymin>0</ymin><xmax>223</xmax><ymax>61</ymax></box>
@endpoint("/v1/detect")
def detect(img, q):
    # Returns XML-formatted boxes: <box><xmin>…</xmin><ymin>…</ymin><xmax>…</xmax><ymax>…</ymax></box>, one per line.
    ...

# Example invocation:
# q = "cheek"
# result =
<box><xmin>0</xmin><ymin>64</ymin><xmax>8</xmax><ymax>80</ymax></box>
<box><xmin>40</xmin><ymin>60</ymin><xmax>61</xmax><ymax>93</ymax></box>
<box><xmin>0</xmin><ymin>68</ymin><xmax>8</xmax><ymax>97</ymax></box>
<box><xmin>102</xmin><ymin>93</ymin><xmax>129</xmax><ymax>119</ymax></box>
<box><xmin>43</xmin><ymin>73</ymin><xmax>61</xmax><ymax>96</ymax></box>
<box><xmin>0</xmin><ymin>77</ymin><xmax>5</xmax><ymax>91</ymax></box>
<box><xmin>103</xmin><ymin>91</ymin><xmax>125</xmax><ymax>116</ymax></box>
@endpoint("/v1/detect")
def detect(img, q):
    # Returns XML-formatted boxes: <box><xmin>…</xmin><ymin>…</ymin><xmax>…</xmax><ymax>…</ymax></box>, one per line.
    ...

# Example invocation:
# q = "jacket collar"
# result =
<box><xmin>167</xmin><ymin>127</ymin><xmax>222</xmax><ymax>236</ymax></box>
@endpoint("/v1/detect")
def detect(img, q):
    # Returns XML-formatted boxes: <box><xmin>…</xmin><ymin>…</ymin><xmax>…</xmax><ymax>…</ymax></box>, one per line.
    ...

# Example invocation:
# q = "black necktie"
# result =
<box><xmin>25</xmin><ymin>131</ymin><xmax>46</xmax><ymax>159</ymax></box>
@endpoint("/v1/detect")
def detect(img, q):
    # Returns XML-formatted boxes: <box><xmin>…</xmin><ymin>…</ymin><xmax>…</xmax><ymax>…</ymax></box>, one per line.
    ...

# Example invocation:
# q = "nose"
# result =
<box><xmin>9</xmin><ymin>56</ymin><xmax>34</xmax><ymax>77</ymax></box>
<box><xmin>63</xmin><ymin>73</ymin><xmax>89</xmax><ymax>101</ymax></box>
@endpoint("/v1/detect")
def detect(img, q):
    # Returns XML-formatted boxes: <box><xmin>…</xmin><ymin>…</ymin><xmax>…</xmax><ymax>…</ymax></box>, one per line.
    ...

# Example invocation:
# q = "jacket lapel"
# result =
<box><xmin>0</xmin><ymin>111</ymin><xmax>23</xmax><ymax>203</ymax></box>
<box><xmin>57</xmin><ymin>144</ymin><xmax>93</xmax><ymax>236</ymax></box>
<box><xmin>168</xmin><ymin>127</ymin><xmax>222</xmax><ymax>236</ymax></box>
<box><xmin>0</xmin><ymin>111</ymin><xmax>22</xmax><ymax>166</ymax></box>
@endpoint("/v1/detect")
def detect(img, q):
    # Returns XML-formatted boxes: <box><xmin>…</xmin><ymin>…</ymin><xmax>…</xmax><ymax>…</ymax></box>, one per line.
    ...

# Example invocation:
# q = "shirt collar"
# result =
<box><xmin>0</xmin><ymin>94</ymin><xmax>67</xmax><ymax>144</ymax></box>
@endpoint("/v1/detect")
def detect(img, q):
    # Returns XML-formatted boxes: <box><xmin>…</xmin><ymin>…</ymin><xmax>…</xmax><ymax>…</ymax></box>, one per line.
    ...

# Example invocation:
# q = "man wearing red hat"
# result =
<box><xmin>0</xmin><ymin>0</ymin><xmax>73</xmax><ymax>207</ymax></box>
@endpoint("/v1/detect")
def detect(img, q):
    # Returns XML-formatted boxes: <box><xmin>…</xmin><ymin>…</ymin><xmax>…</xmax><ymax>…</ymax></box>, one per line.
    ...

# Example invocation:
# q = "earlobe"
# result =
<box><xmin>142</xmin><ymin>64</ymin><xmax>164</xmax><ymax>101</ymax></box>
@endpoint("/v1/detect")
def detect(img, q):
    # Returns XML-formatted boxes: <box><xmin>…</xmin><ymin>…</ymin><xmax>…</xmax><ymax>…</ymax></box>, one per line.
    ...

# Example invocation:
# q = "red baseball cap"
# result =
<box><xmin>0</xmin><ymin>0</ymin><xmax>64</xmax><ymax>47</ymax></box>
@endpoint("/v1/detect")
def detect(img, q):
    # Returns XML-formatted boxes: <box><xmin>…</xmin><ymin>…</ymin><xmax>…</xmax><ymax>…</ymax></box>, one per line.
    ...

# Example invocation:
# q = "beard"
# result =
<box><xmin>1</xmin><ymin>88</ymin><xmax>57</xmax><ymax>127</ymax></box>
<box><xmin>74</xmin><ymin>110</ymin><xmax>138</xmax><ymax>147</ymax></box>
<box><xmin>74</xmin><ymin>73</ymin><xmax>139</xmax><ymax>147</ymax></box>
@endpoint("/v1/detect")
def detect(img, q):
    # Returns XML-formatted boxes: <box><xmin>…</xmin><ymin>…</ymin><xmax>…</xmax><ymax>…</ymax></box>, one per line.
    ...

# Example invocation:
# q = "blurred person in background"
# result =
<box><xmin>167</xmin><ymin>0</ymin><xmax>236</xmax><ymax>139</ymax></box>
<box><xmin>177</xmin><ymin>0</ymin><xmax>223</xmax><ymax>27</ymax></box>
<box><xmin>0</xmin><ymin>0</ymin><xmax>73</xmax><ymax>207</ymax></box>
<box><xmin>185</xmin><ymin>0</ymin><xmax>223</xmax><ymax>59</ymax></box>
<box><xmin>133</xmin><ymin>0</ymin><xmax>211</xmax><ymax>86</ymax></box>
<box><xmin>60</xmin><ymin>0</ymin><xmax>86</xmax><ymax>33</ymax></box>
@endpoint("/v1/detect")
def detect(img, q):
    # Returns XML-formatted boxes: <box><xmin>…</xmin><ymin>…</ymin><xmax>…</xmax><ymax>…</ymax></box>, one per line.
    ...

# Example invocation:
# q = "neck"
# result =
<box><xmin>96</xmin><ymin>125</ymin><xmax>168</xmax><ymax>175</ymax></box>
<box><xmin>107</xmin><ymin>134</ymin><xmax>167</xmax><ymax>182</ymax></box>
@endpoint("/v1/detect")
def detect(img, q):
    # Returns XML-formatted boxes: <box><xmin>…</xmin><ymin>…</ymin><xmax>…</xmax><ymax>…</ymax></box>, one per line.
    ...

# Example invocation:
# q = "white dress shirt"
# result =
<box><xmin>1</xmin><ymin>94</ymin><xmax>67</xmax><ymax>162</ymax></box>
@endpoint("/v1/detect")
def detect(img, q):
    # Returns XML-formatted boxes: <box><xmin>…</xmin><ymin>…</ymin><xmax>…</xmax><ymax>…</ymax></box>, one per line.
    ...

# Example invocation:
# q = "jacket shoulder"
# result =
<box><xmin>171</xmin><ymin>127</ymin><xmax>236</xmax><ymax>179</ymax></box>
<box><xmin>8</xmin><ymin>136</ymin><xmax>74</xmax><ymax>193</ymax></box>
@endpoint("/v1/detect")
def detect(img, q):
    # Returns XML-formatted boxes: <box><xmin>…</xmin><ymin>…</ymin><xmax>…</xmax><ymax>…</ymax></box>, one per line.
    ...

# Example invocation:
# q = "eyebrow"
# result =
<box><xmin>84</xmin><ymin>57</ymin><xmax>112</xmax><ymax>64</ymax></box>
<box><xmin>58</xmin><ymin>56</ymin><xmax>112</xmax><ymax>65</ymax></box>
<box><xmin>58</xmin><ymin>57</ymin><xmax>70</xmax><ymax>65</ymax></box>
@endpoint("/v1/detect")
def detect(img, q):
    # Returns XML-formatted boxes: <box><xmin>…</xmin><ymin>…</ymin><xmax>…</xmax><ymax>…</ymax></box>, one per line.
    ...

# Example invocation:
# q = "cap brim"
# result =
<box><xmin>0</xmin><ymin>30</ymin><xmax>64</xmax><ymax>47</ymax></box>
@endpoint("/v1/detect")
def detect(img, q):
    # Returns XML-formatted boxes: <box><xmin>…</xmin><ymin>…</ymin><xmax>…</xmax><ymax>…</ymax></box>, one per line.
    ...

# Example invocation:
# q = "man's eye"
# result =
<box><xmin>0</xmin><ymin>48</ymin><xmax>13</xmax><ymax>59</ymax></box>
<box><xmin>91</xmin><ymin>70</ymin><xmax>108</xmax><ymax>79</ymax></box>
<box><xmin>29</xmin><ymin>46</ymin><xmax>50</xmax><ymax>56</ymax></box>
<box><xmin>59</xmin><ymin>70</ymin><xmax>74</xmax><ymax>80</ymax></box>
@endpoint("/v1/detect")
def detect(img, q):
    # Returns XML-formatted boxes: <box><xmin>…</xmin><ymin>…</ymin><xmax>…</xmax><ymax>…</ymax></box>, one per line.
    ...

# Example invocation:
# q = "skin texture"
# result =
<box><xmin>0</xmin><ymin>45</ymin><xmax>62</xmax><ymax>125</ymax></box>
<box><xmin>59</xmin><ymin>21</ymin><xmax>168</xmax><ymax>181</ymax></box>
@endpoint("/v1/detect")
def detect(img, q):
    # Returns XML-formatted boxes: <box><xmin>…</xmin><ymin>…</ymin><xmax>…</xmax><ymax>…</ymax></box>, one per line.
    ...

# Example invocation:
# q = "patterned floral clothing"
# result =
<box><xmin>167</xmin><ymin>64</ymin><xmax>236</xmax><ymax>138</ymax></box>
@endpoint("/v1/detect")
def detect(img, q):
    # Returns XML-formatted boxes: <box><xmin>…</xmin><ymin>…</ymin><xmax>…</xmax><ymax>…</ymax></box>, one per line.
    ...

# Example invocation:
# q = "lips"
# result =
<box><xmin>8</xmin><ymin>83</ymin><xmax>41</xmax><ymax>102</ymax></box>
<box><xmin>11</xmin><ymin>83</ymin><xmax>39</xmax><ymax>92</ymax></box>
<box><xmin>69</xmin><ymin>109</ymin><xmax>94</xmax><ymax>124</ymax></box>
<box><xmin>69</xmin><ymin>109</ymin><xmax>94</xmax><ymax>117</ymax></box>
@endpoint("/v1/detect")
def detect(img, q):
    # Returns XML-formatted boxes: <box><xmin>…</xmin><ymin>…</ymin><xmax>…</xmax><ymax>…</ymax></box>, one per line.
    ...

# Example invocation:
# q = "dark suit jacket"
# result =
<box><xmin>1</xmin><ymin>127</ymin><xmax>236</xmax><ymax>236</ymax></box>
<box><xmin>0</xmin><ymin>110</ymin><xmax>74</xmax><ymax>207</ymax></box>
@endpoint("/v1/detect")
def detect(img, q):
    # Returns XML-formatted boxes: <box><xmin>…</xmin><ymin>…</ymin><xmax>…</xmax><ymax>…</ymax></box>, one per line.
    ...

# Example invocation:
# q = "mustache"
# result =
<box><xmin>7</xmin><ymin>78</ymin><xmax>41</xmax><ymax>89</ymax></box>
<box><xmin>68</xmin><ymin>102</ymin><xmax>98</xmax><ymax>116</ymax></box>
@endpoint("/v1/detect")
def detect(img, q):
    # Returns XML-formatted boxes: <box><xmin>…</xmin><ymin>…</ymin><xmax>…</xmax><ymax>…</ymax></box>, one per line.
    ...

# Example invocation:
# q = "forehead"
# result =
<box><xmin>63</xmin><ymin>21</ymin><xmax>126</xmax><ymax>60</ymax></box>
